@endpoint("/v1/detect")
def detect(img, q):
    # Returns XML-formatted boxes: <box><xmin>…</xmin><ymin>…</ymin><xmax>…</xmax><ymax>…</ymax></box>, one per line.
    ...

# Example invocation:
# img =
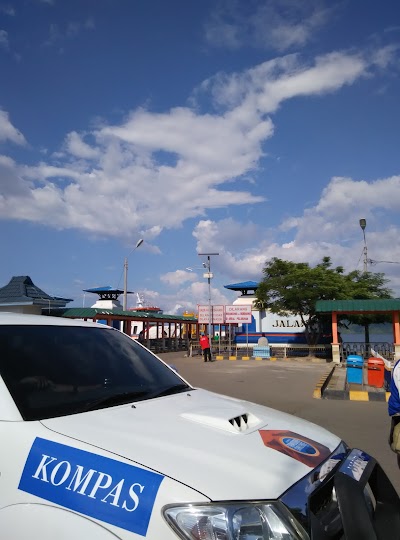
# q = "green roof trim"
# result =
<box><xmin>62</xmin><ymin>307</ymin><xmax>197</xmax><ymax>321</ymax></box>
<box><xmin>315</xmin><ymin>299</ymin><xmax>400</xmax><ymax>313</ymax></box>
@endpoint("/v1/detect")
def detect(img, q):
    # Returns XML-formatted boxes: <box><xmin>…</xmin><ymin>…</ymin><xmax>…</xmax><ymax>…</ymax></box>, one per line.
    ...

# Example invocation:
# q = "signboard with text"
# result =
<box><xmin>225</xmin><ymin>305</ymin><xmax>252</xmax><ymax>324</ymax></box>
<box><xmin>197</xmin><ymin>304</ymin><xmax>252</xmax><ymax>324</ymax></box>
<box><xmin>198</xmin><ymin>305</ymin><xmax>225</xmax><ymax>324</ymax></box>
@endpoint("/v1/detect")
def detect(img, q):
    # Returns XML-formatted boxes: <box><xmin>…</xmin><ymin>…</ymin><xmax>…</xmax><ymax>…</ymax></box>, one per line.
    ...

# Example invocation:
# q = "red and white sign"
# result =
<box><xmin>198</xmin><ymin>305</ymin><xmax>225</xmax><ymax>324</ymax></box>
<box><xmin>225</xmin><ymin>304</ymin><xmax>252</xmax><ymax>323</ymax></box>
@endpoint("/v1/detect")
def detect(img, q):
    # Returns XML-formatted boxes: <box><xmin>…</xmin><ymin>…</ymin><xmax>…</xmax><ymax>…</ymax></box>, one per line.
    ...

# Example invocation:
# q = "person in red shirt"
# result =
<box><xmin>199</xmin><ymin>333</ymin><xmax>212</xmax><ymax>362</ymax></box>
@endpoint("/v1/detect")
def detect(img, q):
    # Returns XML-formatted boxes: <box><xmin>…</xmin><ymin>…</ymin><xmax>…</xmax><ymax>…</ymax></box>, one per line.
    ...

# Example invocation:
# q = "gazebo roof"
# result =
<box><xmin>83</xmin><ymin>286</ymin><xmax>127</xmax><ymax>294</ymax></box>
<box><xmin>83</xmin><ymin>285</ymin><xmax>133</xmax><ymax>302</ymax></box>
<box><xmin>224</xmin><ymin>281</ymin><xmax>259</xmax><ymax>294</ymax></box>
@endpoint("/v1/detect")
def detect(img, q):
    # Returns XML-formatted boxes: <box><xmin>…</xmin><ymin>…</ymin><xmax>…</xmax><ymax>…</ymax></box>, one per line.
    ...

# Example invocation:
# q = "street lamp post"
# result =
<box><xmin>123</xmin><ymin>238</ymin><xmax>144</xmax><ymax>311</ymax></box>
<box><xmin>359</xmin><ymin>219</ymin><xmax>371</xmax><ymax>353</ymax></box>
<box><xmin>198</xmin><ymin>252</ymin><xmax>219</xmax><ymax>340</ymax></box>
<box><xmin>359</xmin><ymin>218</ymin><xmax>368</xmax><ymax>273</ymax></box>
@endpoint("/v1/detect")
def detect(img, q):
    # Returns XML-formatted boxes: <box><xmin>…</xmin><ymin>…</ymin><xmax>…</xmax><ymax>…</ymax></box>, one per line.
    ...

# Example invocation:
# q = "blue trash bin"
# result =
<box><xmin>347</xmin><ymin>354</ymin><xmax>364</xmax><ymax>385</ymax></box>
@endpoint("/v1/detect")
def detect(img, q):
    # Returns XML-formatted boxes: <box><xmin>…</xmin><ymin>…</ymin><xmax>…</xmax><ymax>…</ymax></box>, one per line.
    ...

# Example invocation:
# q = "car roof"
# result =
<box><xmin>0</xmin><ymin>312</ymin><xmax>109</xmax><ymax>329</ymax></box>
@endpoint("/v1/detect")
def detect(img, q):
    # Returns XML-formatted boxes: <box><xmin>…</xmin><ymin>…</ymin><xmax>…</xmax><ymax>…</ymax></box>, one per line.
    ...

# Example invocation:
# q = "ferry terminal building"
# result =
<box><xmin>1</xmin><ymin>276</ymin><xmax>399</xmax><ymax>362</ymax></box>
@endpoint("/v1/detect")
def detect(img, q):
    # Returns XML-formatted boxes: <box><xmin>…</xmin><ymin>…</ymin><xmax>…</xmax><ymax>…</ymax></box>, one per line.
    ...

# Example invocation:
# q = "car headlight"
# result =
<box><xmin>163</xmin><ymin>501</ymin><xmax>309</xmax><ymax>540</ymax></box>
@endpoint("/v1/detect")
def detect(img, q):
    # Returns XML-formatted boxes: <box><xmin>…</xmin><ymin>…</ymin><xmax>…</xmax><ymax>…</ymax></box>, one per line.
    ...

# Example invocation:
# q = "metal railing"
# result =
<box><xmin>234</xmin><ymin>343</ymin><xmax>331</xmax><ymax>359</ymax></box>
<box><xmin>342</xmin><ymin>342</ymin><xmax>394</xmax><ymax>361</ymax></box>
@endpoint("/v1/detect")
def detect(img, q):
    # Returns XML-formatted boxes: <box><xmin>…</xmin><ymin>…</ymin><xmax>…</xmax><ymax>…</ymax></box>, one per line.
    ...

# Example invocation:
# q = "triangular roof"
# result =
<box><xmin>0</xmin><ymin>276</ymin><xmax>72</xmax><ymax>308</ymax></box>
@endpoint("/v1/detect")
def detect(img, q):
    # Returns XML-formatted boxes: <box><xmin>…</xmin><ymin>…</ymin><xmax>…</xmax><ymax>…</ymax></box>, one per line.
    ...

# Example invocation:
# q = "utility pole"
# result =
<box><xmin>198</xmin><ymin>252</ymin><xmax>219</xmax><ymax>340</ymax></box>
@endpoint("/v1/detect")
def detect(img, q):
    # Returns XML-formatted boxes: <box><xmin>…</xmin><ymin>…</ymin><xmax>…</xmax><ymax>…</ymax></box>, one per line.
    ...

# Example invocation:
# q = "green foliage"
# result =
<box><xmin>341</xmin><ymin>270</ymin><xmax>393</xmax><ymax>332</ymax></box>
<box><xmin>255</xmin><ymin>257</ymin><xmax>393</xmax><ymax>345</ymax></box>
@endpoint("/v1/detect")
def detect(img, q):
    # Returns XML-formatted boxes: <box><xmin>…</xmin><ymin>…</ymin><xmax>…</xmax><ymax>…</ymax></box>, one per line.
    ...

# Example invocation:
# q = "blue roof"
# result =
<box><xmin>224</xmin><ymin>281</ymin><xmax>259</xmax><ymax>291</ymax></box>
<box><xmin>83</xmin><ymin>286</ymin><xmax>127</xmax><ymax>294</ymax></box>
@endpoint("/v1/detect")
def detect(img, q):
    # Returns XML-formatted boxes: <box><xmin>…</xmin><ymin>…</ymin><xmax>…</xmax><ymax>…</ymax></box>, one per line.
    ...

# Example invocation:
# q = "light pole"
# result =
<box><xmin>123</xmin><ymin>238</ymin><xmax>144</xmax><ymax>311</ymax></box>
<box><xmin>359</xmin><ymin>218</ymin><xmax>367</xmax><ymax>273</ymax></box>
<box><xmin>198</xmin><ymin>252</ymin><xmax>219</xmax><ymax>340</ymax></box>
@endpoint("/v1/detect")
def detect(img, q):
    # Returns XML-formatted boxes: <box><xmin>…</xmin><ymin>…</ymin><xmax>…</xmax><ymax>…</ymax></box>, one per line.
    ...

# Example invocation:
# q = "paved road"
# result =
<box><xmin>159</xmin><ymin>351</ymin><xmax>400</xmax><ymax>494</ymax></box>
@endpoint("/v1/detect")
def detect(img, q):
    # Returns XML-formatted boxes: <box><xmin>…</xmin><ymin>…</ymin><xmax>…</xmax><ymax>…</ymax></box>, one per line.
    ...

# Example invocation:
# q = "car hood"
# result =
<box><xmin>41</xmin><ymin>388</ymin><xmax>341</xmax><ymax>500</ymax></box>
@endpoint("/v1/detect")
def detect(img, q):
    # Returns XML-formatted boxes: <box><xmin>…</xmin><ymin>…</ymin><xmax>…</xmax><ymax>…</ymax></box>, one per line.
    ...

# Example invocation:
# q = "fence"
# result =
<box><xmin>188</xmin><ymin>338</ymin><xmax>233</xmax><ymax>357</ymax></box>
<box><xmin>143</xmin><ymin>337</ymin><xmax>189</xmax><ymax>354</ymax></box>
<box><xmin>186</xmin><ymin>342</ymin><xmax>333</xmax><ymax>359</ymax></box>
<box><xmin>341</xmin><ymin>341</ymin><xmax>394</xmax><ymax>361</ymax></box>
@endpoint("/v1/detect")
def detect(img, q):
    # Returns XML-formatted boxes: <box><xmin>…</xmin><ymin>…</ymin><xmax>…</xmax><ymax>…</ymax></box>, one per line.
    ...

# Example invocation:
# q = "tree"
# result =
<box><xmin>340</xmin><ymin>270</ymin><xmax>392</xmax><ymax>345</ymax></box>
<box><xmin>255</xmin><ymin>257</ymin><xmax>392</xmax><ymax>346</ymax></box>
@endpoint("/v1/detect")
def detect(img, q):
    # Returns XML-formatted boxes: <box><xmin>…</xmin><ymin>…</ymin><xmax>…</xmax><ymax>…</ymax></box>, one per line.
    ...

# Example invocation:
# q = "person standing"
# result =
<box><xmin>388</xmin><ymin>359</ymin><xmax>400</xmax><ymax>467</ymax></box>
<box><xmin>200</xmin><ymin>333</ymin><xmax>212</xmax><ymax>362</ymax></box>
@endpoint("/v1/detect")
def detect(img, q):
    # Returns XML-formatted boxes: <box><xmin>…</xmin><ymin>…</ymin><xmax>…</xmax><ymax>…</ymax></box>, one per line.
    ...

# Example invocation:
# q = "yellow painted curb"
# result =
<box><xmin>269</xmin><ymin>357</ymin><xmax>277</xmax><ymax>361</ymax></box>
<box><xmin>255</xmin><ymin>357</ymin><xmax>263</xmax><ymax>361</ymax></box>
<box><xmin>313</xmin><ymin>387</ymin><xmax>322</xmax><ymax>399</ymax></box>
<box><xmin>229</xmin><ymin>356</ymin><xmax>237</xmax><ymax>361</ymax></box>
<box><xmin>349</xmin><ymin>390</ymin><xmax>369</xmax><ymax>401</ymax></box>
<box><xmin>242</xmin><ymin>356</ymin><xmax>250</xmax><ymax>360</ymax></box>
<box><xmin>313</xmin><ymin>368</ymin><xmax>335</xmax><ymax>400</ymax></box>
<box><xmin>215</xmin><ymin>356</ymin><xmax>224</xmax><ymax>361</ymax></box>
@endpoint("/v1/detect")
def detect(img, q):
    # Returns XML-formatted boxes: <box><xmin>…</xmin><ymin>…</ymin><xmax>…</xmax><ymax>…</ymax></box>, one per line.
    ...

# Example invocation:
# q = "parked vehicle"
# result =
<box><xmin>0</xmin><ymin>312</ymin><xmax>399</xmax><ymax>539</ymax></box>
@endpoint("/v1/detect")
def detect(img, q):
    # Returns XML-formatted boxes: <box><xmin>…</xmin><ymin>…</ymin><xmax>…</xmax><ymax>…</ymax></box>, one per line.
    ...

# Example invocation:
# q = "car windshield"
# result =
<box><xmin>0</xmin><ymin>324</ymin><xmax>191</xmax><ymax>421</ymax></box>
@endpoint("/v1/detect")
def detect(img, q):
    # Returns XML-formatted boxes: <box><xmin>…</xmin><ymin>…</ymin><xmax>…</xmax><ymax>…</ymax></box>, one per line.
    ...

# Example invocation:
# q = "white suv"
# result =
<box><xmin>0</xmin><ymin>312</ymin><xmax>398</xmax><ymax>539</ymax></box>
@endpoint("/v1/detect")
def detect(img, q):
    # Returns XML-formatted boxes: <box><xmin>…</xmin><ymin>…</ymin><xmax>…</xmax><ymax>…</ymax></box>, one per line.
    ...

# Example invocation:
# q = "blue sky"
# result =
<box><xmin>1</xmin><ymin>0</ymin><xmax>400</xmax><ymax>313</ymax></box>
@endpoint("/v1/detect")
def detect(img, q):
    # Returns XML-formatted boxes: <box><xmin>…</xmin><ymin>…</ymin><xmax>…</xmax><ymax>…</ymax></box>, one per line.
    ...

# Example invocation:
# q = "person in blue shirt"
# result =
<box><xmin>388</xmin><ymin>359</ymin><xmax>400</xmax><ymax>467</ymax></box>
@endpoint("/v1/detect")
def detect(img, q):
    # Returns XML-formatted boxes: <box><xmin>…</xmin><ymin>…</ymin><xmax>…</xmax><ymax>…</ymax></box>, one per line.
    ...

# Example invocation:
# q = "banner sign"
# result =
<box><xmin>198</xmin><ymin>305</ymin><xmax>225</xmax><ymax>324</ymax></box>
<box><xmin>197</xmin><ymin>305</ymin><xmax>252</xmax><ymax>324</ymax></box>
<box><xmin>225</xmin><ymin>305</ymin><xmax>252</xmax><ymax>323</ymax></box>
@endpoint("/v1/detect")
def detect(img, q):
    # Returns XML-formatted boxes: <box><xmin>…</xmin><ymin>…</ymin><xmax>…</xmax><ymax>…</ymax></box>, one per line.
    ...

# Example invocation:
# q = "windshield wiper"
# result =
<box><xmin>80</xmin><ymin>390</ymin><xmax>149</xmax><ymax>412</ymax></box>
<box><xmin>147</xmin><ymin>383</ymin><xmax>192</xmax><ymax>399</ymax></box>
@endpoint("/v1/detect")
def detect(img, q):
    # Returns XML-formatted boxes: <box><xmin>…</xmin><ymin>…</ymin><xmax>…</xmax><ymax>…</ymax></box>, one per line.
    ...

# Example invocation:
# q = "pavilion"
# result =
<box><xmin>316</xmin><ymin>299</ymin><xmax>400</xmax><ymax>363</ymax></box>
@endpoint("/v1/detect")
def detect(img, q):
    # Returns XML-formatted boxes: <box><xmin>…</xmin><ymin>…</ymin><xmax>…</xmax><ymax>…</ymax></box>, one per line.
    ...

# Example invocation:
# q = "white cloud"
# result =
<box><xmin>0</xmin><ymin>155</ymin><xmax>32</xmax><ymax>197</ymax></box>
<box><xmin>204</xmin><ymin>0</ymin><xmax>335</xmax><ymax>52</ymax></box>
<box><xmin>204</xmin><ymin>52</ymin><xmax>366</xmax><ymax>114</ymax></box>
<box><xmin>43</xmin><ymin>17</ymin><xmax>94</xmax><ymax>46</ymax></box>
<box><xmin>160</xmin><ymin>270</ymin><xmax>197</xmax><ymax>287</ymax></box>
<box><xmin>0</xmin><ymin>47</ymin><xmax>389</xmax><ymax>244</ymax></box>
<box><xmin>153</xmin><ymin>281</ymin><xmax>231</xmax><ymax>314</ymax></box>
<box><xmin>0</xmin><ymin>29</ymin><xmax>9</xmax><ymax>49</ymax></box>
<box><xmin>0</xmin><ymin>6</ymin><xmax>15</xmax><ymax>16</ymax></box>
<box><xmin>187</xmin><ymin>172</ymin><xmax>400</xmax><ymax>296</ymax></box>
<box><xmin>67</xmin><ymin>18</ymin><xmax>95</xmax><ymax>37</ymax></box>
<box><xmin>371</xmin><ymin>44</ymin><xmax>400</xmax><ymax>69</ymax></box>
<box><xmin>0</xmin><ymin>110</ymin><xmax>26</xmax><ymax>144</ymax></box>
<box><xmin>64</xmin><ymin>131</ymin><xmax>99</xmax><ymax>159</ymax></box>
